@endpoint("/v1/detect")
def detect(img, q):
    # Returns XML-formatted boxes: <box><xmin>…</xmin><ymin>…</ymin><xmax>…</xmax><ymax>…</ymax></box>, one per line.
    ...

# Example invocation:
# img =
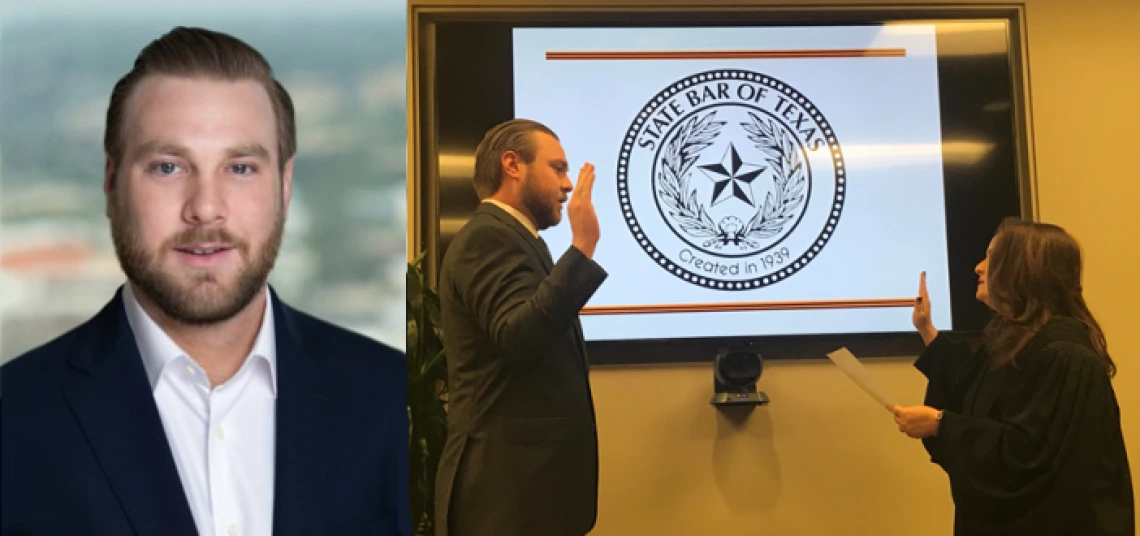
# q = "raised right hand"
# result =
<box><xmin>912</xmin><ymin>271</ymin><xmax>937</xmax><ymax>344</ymax></box>
<box><xmin>568</xmin><ymin>162</ymin><xmax>599</xmax><ymax>258</ymax></box>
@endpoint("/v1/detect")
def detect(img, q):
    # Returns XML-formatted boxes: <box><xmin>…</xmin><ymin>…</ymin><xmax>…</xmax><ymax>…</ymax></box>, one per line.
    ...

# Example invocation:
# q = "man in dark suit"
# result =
<box><xmin>434</xmin><ymin>119</ymin><xmax>607</xmax><ymax>536</ymax></box>
<box><xmin>0</xmin><ymin>27</ymin><xmax>409</xmax><ymax>536</ymax></box>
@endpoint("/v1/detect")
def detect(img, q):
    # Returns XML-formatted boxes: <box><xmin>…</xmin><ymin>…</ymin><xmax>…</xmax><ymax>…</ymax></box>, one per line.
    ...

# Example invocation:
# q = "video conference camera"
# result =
<box><xmin>710</xmin><ymin>344</ymin><xmax>770</xmax><ymax>407</ymax></box>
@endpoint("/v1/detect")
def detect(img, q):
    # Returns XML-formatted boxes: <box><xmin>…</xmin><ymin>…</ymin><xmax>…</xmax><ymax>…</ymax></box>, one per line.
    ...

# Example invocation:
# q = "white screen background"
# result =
<box><xmin>512</xmin><ymin>25</ymin><xmax>954</xmax><ymax>341</ymax></box>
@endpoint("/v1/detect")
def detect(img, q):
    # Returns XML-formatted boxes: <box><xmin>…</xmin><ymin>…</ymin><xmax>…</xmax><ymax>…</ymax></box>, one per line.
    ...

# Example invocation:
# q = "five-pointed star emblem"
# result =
<box><xmin>698</xmin><ymin>143</ymin><xmax>766</xmax><ymax>207</ymax></box>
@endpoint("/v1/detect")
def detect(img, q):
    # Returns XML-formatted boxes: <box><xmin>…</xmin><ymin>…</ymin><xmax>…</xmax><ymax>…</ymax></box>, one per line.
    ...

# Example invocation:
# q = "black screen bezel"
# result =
<box><xmin>416</xmin><ymin>8</ymin><xmax>1030</xmax><ymax>364</ymax></box>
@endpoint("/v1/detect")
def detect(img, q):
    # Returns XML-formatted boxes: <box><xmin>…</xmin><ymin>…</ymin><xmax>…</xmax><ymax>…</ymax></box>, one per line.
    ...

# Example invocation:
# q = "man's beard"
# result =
<box><xmin>521</xmin><ymin>171</ymin><xmax>561</xmax><ymax>230</ymax></box>
<box><xmin>109</xmin><ymin>198</ymin><xmax>284</xmax><ymax>326</ymax></box>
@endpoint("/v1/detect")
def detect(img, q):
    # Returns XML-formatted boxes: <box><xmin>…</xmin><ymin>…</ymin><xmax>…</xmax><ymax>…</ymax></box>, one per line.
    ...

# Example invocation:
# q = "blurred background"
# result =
<box><xmin>0</xmin><ymin>0</ymin><xmax>407</xmax><ymax>363</ymax></box>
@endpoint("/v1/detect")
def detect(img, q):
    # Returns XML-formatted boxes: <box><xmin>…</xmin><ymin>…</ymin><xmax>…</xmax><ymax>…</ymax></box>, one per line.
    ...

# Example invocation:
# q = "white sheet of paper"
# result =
<box><xmin>826</xmin><ymin>347</ymin><xmax>896</xmax><ymax>410</ymax></box>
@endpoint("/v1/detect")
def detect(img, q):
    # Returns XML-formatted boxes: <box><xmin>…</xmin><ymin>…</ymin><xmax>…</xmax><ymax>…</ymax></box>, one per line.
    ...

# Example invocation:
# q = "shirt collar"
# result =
<box><xmin>121</xmin><ymin>282</ymin><xmax>278</xmax><ymax>396</ymax></box>
<box><xmin>484</xmin><ymin>199</ymin><xmax>538</xmax><ymax>238</ymax></box>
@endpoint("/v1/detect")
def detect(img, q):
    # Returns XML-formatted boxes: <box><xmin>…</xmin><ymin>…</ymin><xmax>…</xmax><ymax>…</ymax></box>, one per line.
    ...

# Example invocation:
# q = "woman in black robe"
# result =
<box><xmin>889</xmin><ymin>218</ymin><xmax>1134</xmax><ymax>535</ymax></box>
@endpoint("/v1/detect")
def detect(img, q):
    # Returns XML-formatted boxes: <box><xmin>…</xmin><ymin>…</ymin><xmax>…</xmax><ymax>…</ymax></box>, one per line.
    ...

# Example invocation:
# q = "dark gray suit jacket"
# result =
<box><xmin>434</xmin><ymin>202</ymin><xmax>607</xmax><ymax>536</ymax></box>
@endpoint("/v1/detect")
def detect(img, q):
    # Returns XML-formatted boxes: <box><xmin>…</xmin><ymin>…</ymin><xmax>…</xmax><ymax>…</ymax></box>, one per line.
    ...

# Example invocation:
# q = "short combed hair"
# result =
<box><xmin>103</xmin><ymin>27</ymin><xmax>296</xmax><ymax>177</ymax></box>
<box><xmin>472</xmin><ymin>118</ymin><xmax>557</xmax><ymax>199</ymax></box>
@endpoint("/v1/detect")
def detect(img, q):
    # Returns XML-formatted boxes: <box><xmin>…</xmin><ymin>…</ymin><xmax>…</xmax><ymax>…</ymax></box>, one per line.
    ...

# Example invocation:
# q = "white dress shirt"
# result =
<box><xmin>122</xmin><ymin>283</ymin><xmax>277</xmax><ymax>536</ymax></box>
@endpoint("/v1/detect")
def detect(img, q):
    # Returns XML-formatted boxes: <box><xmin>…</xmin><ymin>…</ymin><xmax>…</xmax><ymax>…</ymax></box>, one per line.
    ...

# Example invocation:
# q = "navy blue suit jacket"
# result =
<box><xmin>0</xmin><ymin>287</ymin><xmax>410</xmax><ymax>535</ymax></box>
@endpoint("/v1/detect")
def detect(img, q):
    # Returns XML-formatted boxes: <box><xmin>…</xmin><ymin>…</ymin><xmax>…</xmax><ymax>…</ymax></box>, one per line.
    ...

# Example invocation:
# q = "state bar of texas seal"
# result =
<box><xmin>617</xmin><ymin>69</ymin><xmax>846</xmax><ymax>291</ymax></box>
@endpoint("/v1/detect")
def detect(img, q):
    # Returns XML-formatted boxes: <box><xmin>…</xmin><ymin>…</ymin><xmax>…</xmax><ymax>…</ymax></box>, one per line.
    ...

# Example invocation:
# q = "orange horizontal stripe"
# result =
<box><xmin>580</xmin><ymin>297</ymin><xmax>915</xmax><ymax>316</ymax></box>
<box><xmin>545</xmin><ymin>48</ymin><xmax>907</xmax><ymax>61</ymax></box>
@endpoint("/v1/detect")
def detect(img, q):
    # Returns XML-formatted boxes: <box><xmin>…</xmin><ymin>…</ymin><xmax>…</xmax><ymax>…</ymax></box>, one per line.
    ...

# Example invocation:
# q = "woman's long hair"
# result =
<box><xmin>983</xmin><ymin>218</ymin><xmax>1115</xmax><ymax>376</ymax></box>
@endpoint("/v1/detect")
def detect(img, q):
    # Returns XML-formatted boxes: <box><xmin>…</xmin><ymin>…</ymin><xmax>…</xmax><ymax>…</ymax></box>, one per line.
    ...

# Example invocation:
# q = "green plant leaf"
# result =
<box><xmin>406</xmin><ymin>250</ymin><xmax>449</xmax><ymax>534</ymax></box>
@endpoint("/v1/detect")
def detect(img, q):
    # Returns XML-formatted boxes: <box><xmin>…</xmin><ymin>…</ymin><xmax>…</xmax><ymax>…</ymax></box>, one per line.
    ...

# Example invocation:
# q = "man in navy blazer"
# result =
<box><xmin>0</xmin><ymin>27</ymin><xmax>409</xmax><ymax>535</ymax></box>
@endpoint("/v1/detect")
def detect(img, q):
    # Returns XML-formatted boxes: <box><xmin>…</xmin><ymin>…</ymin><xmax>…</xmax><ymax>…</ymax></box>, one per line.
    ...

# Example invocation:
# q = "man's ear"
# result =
<box><xmin>281</xmin><ymin>156</ymin><xmax>295</xmax><ymax>210</ymax></box>
<box><xmin>501</xmin><ymin>150</ymin><xmax>524</xmax><ymax>184</ymax></box>
<box><xmin>103</xmin><ymin>155</ymin><xmax>116</xmax><ymax>219</ymax></box>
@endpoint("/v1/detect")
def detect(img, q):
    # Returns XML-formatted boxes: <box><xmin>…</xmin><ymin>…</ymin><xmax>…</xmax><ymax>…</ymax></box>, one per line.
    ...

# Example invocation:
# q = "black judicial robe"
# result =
<box><xmin>915</xmin><ymin>316</ymin><xmax>1134</xmax><ymax>535</ymax></box>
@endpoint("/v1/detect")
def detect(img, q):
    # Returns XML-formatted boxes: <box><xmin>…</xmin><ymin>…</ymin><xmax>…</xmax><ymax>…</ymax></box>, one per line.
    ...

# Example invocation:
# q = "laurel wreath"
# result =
<box><xmin>656</xmin><ymin>109</ymin><xmax>807</xmax><ymax>250</ymax></box>
<box><xmin>739</xmin><ymin>112</ymin><xmax>807</xmax><ymax>241</ymax></box>
<box><xmin>655</xmin><ymin>111</ymin><xmax>726</xmax><ymax>241</ymax></box>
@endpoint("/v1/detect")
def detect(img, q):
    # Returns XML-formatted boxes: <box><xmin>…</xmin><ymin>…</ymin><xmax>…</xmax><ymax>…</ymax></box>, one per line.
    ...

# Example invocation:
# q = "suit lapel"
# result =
<box><xmin>477</xmin><ymin>204</ymin><xmax>593</xmax><ymax>367</ymax></box>
<box><xmin>477</xmin><ymin>202</ymin><xmax>552</xmax><ymax>273</ymax></box>
<box><xmin>62</xmin><ymin>290</ymin><xmax>198</xmax><ymax>536</ymax></box>
<box><xmin>533</xmin><ymin>236</ymin><xmax>555</xmax><ymax>273</ymax></box>
<box><xmin>477</xmin><ymin>203</ymin><xmax>593</xmax><ymax>380</ymax></box>
<box><xmin>270</xmin><ymin>291</ymin><xmax>341</xmax><ymax>535</ymax></box>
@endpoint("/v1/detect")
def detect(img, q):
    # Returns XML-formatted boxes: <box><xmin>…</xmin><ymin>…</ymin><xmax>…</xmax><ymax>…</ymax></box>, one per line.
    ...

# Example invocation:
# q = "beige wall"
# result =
<box><xmin>408</xmin><ymin>1</ymin><xmax>1140</xmax><ymax>534</ymax></box>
